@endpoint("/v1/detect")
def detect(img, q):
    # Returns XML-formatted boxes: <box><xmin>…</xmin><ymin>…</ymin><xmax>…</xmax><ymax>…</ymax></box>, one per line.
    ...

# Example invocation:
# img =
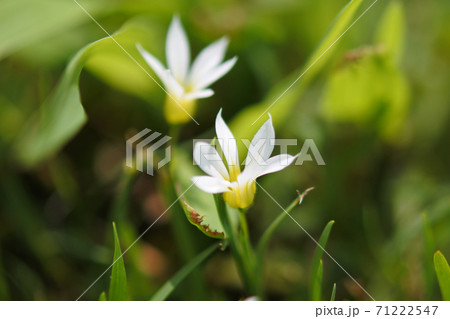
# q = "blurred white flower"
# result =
<box><xmin>192</xmin><ymin>110</ymin><xmax>297</xmax><ymax>209</ymax></box>
<box><xmin>137</xmin><ymin>16</ymin><xmax>237</xmax><ymax>123</ymax></box>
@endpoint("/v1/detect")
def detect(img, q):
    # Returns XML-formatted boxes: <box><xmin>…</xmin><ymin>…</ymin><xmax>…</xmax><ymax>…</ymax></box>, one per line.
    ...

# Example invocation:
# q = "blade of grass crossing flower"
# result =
<box><xmin>422</xmin><ymin>212</ymin><xmax>436</xmax><ymax>300</ymax></box>
<box><xmin>434</xmin><ymin>251</ymin><xmax>450</xmax><ymax>301</ymax></box>
<box><xmin>150</xmin><ymin>244</ymin><xmax>218</xmax><ymax>301</ymax></box>
<box><xmin>330</xmin><ymin>283</ymin><xmax>337</xmax><ymax>301</ymax></box>
<box><xmin>310</xmin><ymin>220</ymin><xmax>334</xmax><ymax>300</ymax></box>
<box><xmin>108</xmin><ymin>222</ymin><xmax>128</xmax><ymax>301</ymax></box>
<box><xmin>312</xmin><ymin>259</ymin><xmax>323</xmax><ymax>301</ymax></box>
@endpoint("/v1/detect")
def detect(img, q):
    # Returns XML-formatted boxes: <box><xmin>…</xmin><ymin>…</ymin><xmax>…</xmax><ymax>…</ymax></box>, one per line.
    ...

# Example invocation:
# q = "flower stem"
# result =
<box><xmin>214</xmin><ymin>195</ymin><xmax>258</xmax><ymax>295</ymax></box>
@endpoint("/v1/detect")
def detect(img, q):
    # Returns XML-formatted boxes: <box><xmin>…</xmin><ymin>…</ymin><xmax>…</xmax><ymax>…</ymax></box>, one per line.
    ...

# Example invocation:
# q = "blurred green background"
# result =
<box><xmin>0</xmin><ymin>0</ymin><xmax>449</xmax><ymax>300</ymax></box>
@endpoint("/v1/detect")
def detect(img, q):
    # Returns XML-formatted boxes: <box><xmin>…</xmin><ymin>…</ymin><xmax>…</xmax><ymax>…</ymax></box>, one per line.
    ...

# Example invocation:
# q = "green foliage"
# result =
<box><xmin>257</xmin><ymin>189</ymin><xmax>313</xmax><ymax>262</ymax></box>
<box><xmin>310</xmin><ymin>220</ymin><xmax>334</xmax><ymax>300</ymax></box>
<box><xmin>99</xmin><ymin>291</ymin><xmax>107</xmax><ymax>301</ymax></box>
<box><xmin>434</xmin><ymin>251</ymin><xmax>450</xmax><ymax>301</ymax></box>
<box><xmin>312</xmin><ymin>259</ymin><xmax>324</xmax><ymax>301</ymax></box>
<box><xmin>322</xmin><ymin>0</ymin><xmax>408</xmax><ymax>141</ymax></box>
<box><xmin>375</xmin><ymin>0</ymin><xmax>405</xmax><ymax>63</ymax></box>
<box><xmin>422</xmin><ymin>213</ymin><xmax>436</xmax><ymax>300</ymax></box>
<box><xmin>109</xmin><ymin>222</ymin><xmax>128</xmax><ymax>301</ymax></box>
<box><xmin>230</xmin><ymin>0</ymin><xmax>363</xmax><ymax>154</ymax></box>
<box><xmin>0</xmin><ymin>0</ymin><xmax>103</xmax><ymax>60</ymax></box>
<box><xmin>12</xmin><ymin>17</ymin><xmax>160</xmax><ymax>168</ymax></box>
<box><xmin>150</xmin><ymin>244</ymin><xmax>218</xmax><ymax>301</ymax></box>
<box><xmin>330</xmin><ymin>283</ymin><xmax>337</xmax><ymax>301</ymax></box>
<box><xmin>0</xmin><ymin>0</ymin><xmax>449</xmax><ymax>302</ymax></box>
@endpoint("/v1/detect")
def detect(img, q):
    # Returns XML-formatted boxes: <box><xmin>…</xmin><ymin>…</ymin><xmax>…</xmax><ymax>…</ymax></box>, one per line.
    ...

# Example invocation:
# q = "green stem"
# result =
<box><xmin>214</xmin><ymin>195</ymin><xmax>257</xmax><ymax>295</ymax></box>
<box><xmin>255</xmin><ymin>188</ymin><xmax>313</xmax><ymax>297</ymax></box>
<box><xmin>238</xmin><ymin>208</ymin><xmax>255</xmax><ymax>271</ymax></box>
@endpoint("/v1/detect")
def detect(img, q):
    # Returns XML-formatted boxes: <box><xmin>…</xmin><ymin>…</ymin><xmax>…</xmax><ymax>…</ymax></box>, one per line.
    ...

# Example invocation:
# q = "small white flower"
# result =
<box><xmin>137</xmin><ymin>15</ymin><xmax>237</xmax><ymax>103</ymax></box>
<box><xmin>192</xmin><ymin>110</ymin><xmax>298</xmax><ymax>209</ymax></box>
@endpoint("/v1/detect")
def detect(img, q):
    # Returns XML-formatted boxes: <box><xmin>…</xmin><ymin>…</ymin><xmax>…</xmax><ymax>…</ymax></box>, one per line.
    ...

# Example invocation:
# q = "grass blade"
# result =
<box><xmin>257</xmin><ymin>188</ymin><xmax>314</xmax><ymax>262</ymax></box>
<box><xmin>312</xmin><ymin>259</ymin><xmax>323</xmax><ymax>301</ymax></box>
<box><xmin>108</xmin><ymin>222</ymin><xmax>128</xmax><ymax>301</ymax></box>
<box><xmin>150</xmin><ymin>244</ymin><xmax>218</xmax><ymax>301</ymax></box>
<box><xmin>422</xmin><ymin>212</ymin><xmax>436</xmax><ymax>300</ymax></box>
<box><xmin>434</xmin><ymin>251</ymin><xmax>450</xmax><ymax>301</ymax></box>
<box><xmin>99</xmin><ymin>291</ymin><xmax>107</xmax><ymax>301</ymax></box>
<box><xmin>330</xmin><ymin>283</ymin><xmax>337</xmax><ymax>301</ymax></box>
<box><xmin>309</xmin><ymin>220</ymin><xmax>335</xmax><ymax>300</ymax></box>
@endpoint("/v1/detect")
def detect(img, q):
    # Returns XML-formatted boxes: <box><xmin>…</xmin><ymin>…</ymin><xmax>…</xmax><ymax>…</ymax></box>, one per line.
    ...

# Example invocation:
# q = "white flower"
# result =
<box><xmin>192</xmin><ymin>110</ymin><xmax>298</xmax><ymax>209</ymax></box>
<box><xmin>137</xmin><ymin>15</ymin><xmax>237</xmax><ymax>104</ymax></box>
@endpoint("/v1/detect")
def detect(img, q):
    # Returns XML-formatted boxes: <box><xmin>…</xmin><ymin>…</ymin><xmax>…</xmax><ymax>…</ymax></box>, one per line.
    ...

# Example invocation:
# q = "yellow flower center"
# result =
<box><xmin>223</xmin><ymin>179</ymin><xmax>256</xmax><ymax>209</ymax></box>
<box><xmin>164</xmin><ymin>95</ymin><xmax>197</xmax><ymax>124</ymax></box>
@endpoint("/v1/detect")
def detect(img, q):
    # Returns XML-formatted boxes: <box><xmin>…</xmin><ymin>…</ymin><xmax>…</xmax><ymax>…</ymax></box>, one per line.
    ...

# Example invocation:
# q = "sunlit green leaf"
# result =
<box><xmin>230</xmin><ymin>0</ymin><xmax>363</xmax><ymax>155</ymax></box>
<box><xmin>322</xmin><ymin>53</ymin><xmax>409</xmax><ymax>140</ymax></box>
<box><xmin>109</xmin><ymin>222</ymin><xmax>128</xmax><ymax>301</ymax></box>
<box><xmin>150</xmin><ymin>244</ymin><xmax>218</xmax><ymax>301</ymax></box>
<box><xmin>310</xmin><ymin>220</ymin><xmax>334</xmax><ymax>300</ymax></box>
<box><xmin>0</xmin><ymin>0</ymin><xmax>103</xmax><ymax>60</ymax></box>
<box><xmin>434</xmin><ymin>251</ymin><xmax>450</xmax><ymax>301</ymax></box>
<box><xmin>375</xmin><ymin>0</ymin><xmax>405</xmax><ymax>63</ymax></box>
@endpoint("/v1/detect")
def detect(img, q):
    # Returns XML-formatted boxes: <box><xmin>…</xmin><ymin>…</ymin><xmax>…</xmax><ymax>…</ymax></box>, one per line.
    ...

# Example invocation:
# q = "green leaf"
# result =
<box><xmin>229</xmin><ymin>0</ymin><xmax>363</xmax><ymax>154</ymax></box>
<box><xmin>330</xmin><ymin>283</ymin><xmax>337</xmax><ymax>301</ymax></box>
<box><xmin>321</xmin><ymin>53</ymin><xmax>409</xmax><ymax>140</ymax></box>
<box><xmin>434</xmin><ymin>251</ymin><xmax>450</xmax><ymax>301</ymax></box>
<box><xmin>375</xmin><ymin>0</ymin><xmax>405</xmax><ymax>63</ymax></box>
<box><xmin>13</xmin><ymin>45</ymin><xmax>88</xmax><ymax>167</ymax></box>
<box><xmin>150</xmin><ymin>244</ymin><xmax>218</xmax><ymax>301</ymax></box>
<box><xmin>84</xmin><ymin>16</ymin><xmax>163</xmax><ymax>102</ymax></box>
<box><xmin>109</xmin><ymin>222</ymin><xmax>128</xmax><ymax>301</ymax></box>
<box><xmin>172</xmin><ymin>147</ymin><xmax>238</xmax><ymax>239</ymax></box>
<box><xmin>422</xmin><ymin>212</ymin><xmax>436</xmax><ymax>300</ymax></box>
<box><xmin>310</xmin><ymin>220</ymin><xmax>334</xmax><ymax>300</ymax></box>
<box><xmin>99</xmin><ymin>291</ymin><xmax>107</xmax><ymax>301</ymax></box>
<box><xmin>322</xmin><ymin>0</ymin><xmax>408</xmax><ymax>142</ymax></box>
<box><xmin>312</xmin><ymin>259</ymin><xmax>323</xmax><ymax>301</ymax></box>
<box><xmin>0</xmin><ymin>0</ymin><xmax>104</xmax><ymax>60</ymax></box>
<box><xmin>13</xmin><ymin>18</ymin><xmax>158</xmax><ymax>168</ymax></box>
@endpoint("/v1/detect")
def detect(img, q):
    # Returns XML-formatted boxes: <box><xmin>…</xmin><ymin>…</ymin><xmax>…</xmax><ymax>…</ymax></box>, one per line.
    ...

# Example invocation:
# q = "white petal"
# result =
<box><xmin>257</xmin><ymin>154</ymin><xmax>298</xmax><ymax>178</ymax></box>
<box><xmin>164</xmin><ymin>71</ymin><xmax>185</xmax><ymax>98</ymax></box>
<box><xmin>194</xmin><ymin>56</ymin><xmax>237</xmax><ymax>90</ymax></box>
<box><xmin>193</xmin><ymin>141</ymin><xmax>229</xmax><ymax>179</ymax></box>
<box><xmin>184</xmin><ymin>89</ymin><xmax>214</xmax><ymax>101</ymax></box>
<box><xmin>166</xmin><ymin>15</ymin><xmax>190</xmax><ymax>83</ymax></box>
<box><xmin>192</xmin><ymin>176</ymin><xmax>231</xmax><ymax>194</ymax></box>
<box><xmin>215</xmin><ymin>109</ymin><xmax>239</xmax><ymax>168</ymax></box>
<box><xmin>244</xmin><ymin>114</ymin><xmax>275</xmax><ymax>166</ymax></box>
<box><xmin>189</xmin><ymin>37</ymin><xmax>229</xmax><ymax>85</ymax></box>
<box><xmin>137</xmin><ymin>43</ymin><xmax>169</xmax><ymax>87</ymax></box>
